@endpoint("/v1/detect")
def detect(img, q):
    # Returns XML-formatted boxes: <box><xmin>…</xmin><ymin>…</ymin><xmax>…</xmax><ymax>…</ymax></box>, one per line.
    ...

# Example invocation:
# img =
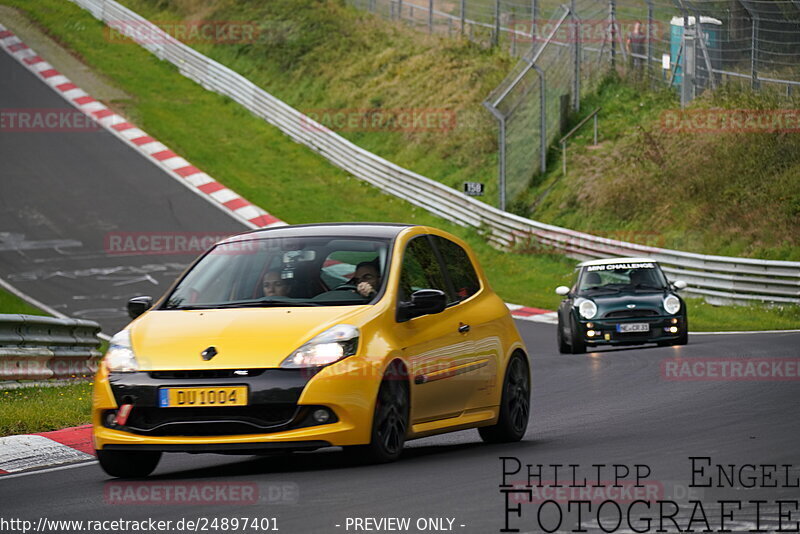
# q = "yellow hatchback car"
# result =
<box><xmin>93</xmin><ymin>223</ymin><xmax>530</xmax><ymax>477</ymax></box>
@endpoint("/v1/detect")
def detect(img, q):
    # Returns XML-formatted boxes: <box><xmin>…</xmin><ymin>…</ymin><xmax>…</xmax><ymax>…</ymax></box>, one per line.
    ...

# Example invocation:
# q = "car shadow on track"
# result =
<box><xmin>140</xmin><ymin>438</ymin><xmax>546</xmax><ymax>480</ymax></box>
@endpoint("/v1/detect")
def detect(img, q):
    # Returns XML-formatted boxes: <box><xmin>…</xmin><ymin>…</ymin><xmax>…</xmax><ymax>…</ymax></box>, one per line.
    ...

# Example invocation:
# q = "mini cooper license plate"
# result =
<box><xmin>617</xmin><ymin>323</ymin><xmax>650</xmax><ymax>333</ymax></box>
<box><xmin>158</xmin><ymin>386</ymin><xmax>248</xmax><ymax>408</ymax></box>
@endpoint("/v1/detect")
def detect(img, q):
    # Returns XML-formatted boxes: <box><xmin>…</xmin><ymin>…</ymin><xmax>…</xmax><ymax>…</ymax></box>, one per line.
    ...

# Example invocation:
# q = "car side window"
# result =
<box><xmin>398</xmin><ymin>236</ymin><xmax>448</xmax><ymax>302</ymax></box>
<box><xmin>431</xmin><ymin>236</ymin><xmax>481</xmax><ymax>304</ymax></box>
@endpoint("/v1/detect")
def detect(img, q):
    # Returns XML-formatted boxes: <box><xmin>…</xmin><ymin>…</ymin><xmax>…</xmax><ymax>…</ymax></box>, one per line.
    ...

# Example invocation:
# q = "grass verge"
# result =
<box><xmin>515</xmin><ymin>74</ymin><xmax>800</xmax><ymax>261</ymax></box>
<box><xmin>0</xmin><ymin>382</ymin><xmax>92</xmax><ymax>436</ymax></box>
<box><xmin>0</xmin><ymin>0</ymin><xmax>797</xmax><ymax>332</ymax></box>
<box><xmin>0</xmin><ymin>288</ymin><xmax>50</xmax><ymax>315</ymax></box>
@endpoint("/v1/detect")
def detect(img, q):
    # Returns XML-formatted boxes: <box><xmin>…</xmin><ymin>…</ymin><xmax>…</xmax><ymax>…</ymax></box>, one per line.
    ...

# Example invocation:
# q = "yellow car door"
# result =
<box><xmin>395</xmin><ymin>235</ymin><xmax>475</xmax><ymax>423</ymax></box>
<box><xmin>429</xmin><ymin>235</ymin><xmax>502</xmax><ymax>413</ymax></box>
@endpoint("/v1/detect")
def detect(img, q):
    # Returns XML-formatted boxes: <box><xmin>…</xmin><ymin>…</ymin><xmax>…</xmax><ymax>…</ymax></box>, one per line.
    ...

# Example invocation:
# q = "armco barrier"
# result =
<box><xmin>68</xmin><ymin>0</ymin><xmax>800</xmax><ymax>305</ymax></box>
<box><xmin>0</xmin><ymin>315</ymin><xmax>102</xmax><ymax>381</ymax></box>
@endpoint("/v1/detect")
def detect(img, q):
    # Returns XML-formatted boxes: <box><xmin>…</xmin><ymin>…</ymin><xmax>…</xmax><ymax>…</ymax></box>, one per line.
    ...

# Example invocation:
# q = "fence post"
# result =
<box><xmin>571</xmin><ymin>0</ymin><xmax>580</xmax><ymax>112</ymax></box>
<box><xmin>751</xmin><ymin>15</ymin><xmax>759</xmax><ymax>89</ymax></box>
<box><xmin>461</xmin><ymin>0</ymin><xmax>466</xmax><ymax>35</ymax></box>
<box><xmin>531</xmin><ymin>0</ymin><xmax>538</xmax><ymax>43</ymax></box>
<box><xmin>680</xmin><ymin>15</ymin><xmax>695</xmax><ymax>108</ymax></box>
<box><xmin>534</xmin><ymin>65</ymin><xmax>547</xmax><ymax>174</ymax></box>
<box><xmin>429</xmin><ymin>0</ymin><xmax>434</xmax><ymax>33</ymax></box>
<box><xmin>646</xmin><ymin>0</ymin><xmax>653</xmax><ymax>82</ymax></box>
<box><xmin>494</xmin><ymin>0</ymin><xmax>501</xmax><ymax>47</ymax></box>
<box><xmin>499</xmin><ymin>116</ymin><xmax>507</xmax><ymax>211</ymax></box>
<box><xmin>609</xmin><ymin>0</ymin><xmax>617</xmax><ymax>68</ymax></box>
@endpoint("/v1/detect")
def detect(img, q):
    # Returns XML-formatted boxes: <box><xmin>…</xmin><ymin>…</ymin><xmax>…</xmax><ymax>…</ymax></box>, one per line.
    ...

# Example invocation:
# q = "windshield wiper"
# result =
<box><xmin>582</xmin><ymin>285</ymin><xmax>621</xmax><ymax>294</ymax></box>
<box><xmin>632</xmin><ymin>283</ymin><xmax>665</xmax><ymax>291</ymax></box>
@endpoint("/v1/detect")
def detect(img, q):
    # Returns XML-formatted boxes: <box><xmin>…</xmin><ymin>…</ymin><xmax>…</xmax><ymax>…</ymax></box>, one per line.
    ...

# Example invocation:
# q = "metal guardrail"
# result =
<box><xmin>0</xmin><ymin>315</ymin><xmax>102</xmax><ymax>381</ymax></box>
<box><xmin>67</xmin><ymin>0</ymin><xmax>800</xmax><ymax>306</ymax></box>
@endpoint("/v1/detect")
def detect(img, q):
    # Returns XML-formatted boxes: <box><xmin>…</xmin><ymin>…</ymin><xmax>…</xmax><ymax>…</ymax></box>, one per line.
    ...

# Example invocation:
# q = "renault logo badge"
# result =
<box><xmin>201</xmin><ymin>346</ymin><xmax>217</xmax><ymax>361</ymax></box>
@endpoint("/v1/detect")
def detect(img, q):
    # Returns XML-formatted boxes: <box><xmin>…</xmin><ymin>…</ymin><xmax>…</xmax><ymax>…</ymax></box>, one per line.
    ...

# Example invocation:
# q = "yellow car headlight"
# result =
<box><xmin>280</xmin><ymin>324</ymin><xmax>359</xmax><ymax>369</ymax></box>
<box><xmin>104</xmin><ymin>330</ymin><xmax>139</xmax><ymax>373</ymax></box>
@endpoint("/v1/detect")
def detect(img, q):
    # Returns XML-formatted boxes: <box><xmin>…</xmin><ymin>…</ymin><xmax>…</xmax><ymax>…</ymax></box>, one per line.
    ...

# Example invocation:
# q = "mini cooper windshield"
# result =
<box><xmin>577</xmin><ymin>261</ymin><xmax>669</xmax><ymax>296</ymax></box>
<box><xmin>164</xmin><ymin>236</ymin><xmax>391</xmax><ymax>309</ymax></box>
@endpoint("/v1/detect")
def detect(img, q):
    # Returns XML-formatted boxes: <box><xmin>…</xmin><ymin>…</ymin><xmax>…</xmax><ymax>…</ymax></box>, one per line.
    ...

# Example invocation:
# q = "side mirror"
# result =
<box><xmin>127</xmin><ymin>296</ymin><xmax>153</xmax><ymax>319</ymax></box>
<box><xmin>555</xmin><ymin>286</ymin><xmax>571</xmax><ymax>296</ymax></box>
<box><xmin>397</xmin><ymin>289</ymin><xmax>447</xmax><ymax>322</ymax></box>
<box><xmin>672</xmin><ymin>280</ymin><xmax>687</xmax><ymax>290</ymax></box>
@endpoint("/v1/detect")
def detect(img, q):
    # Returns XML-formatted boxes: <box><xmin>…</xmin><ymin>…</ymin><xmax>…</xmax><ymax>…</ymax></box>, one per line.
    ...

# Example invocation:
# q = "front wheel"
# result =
<box><xmin>346</xmin><ymin>363</ymin><xmax>409</xmax><ymax>463</ymax></box>
<box><xmin>96</xmin><ymin>449</ymin><xmax>161</xmax><ymax>478</ymax></box>
<box><xmin>569</xmin><ymin>315</ymin><xmax>586</xmax><ymax>354</ymax></box>
<box><xmin>479</xmin><ymin>354</ymin><xmax>530</xmax><ymax>443</ymax></box>
<box><xmin>557</xmin><ymin>317</ymin><xmax>570</xmax><ymax>354</ymax></box>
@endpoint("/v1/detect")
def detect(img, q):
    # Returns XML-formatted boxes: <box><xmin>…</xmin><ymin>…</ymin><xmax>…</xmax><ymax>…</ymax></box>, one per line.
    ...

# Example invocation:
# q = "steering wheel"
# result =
<box><xmin>332</xmin><ymin>282</ymin><xmax>358</xmax><ymax>292</ymax></box>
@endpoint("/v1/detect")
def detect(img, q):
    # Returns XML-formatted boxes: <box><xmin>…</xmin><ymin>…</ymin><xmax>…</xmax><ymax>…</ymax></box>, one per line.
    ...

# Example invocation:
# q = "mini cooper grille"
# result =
<box><xmin>120</xmin><ymin>405</ymin><xmax>297</xmax><ymax>436</ymax></box>
<box><xmin>148</xmin><ymin>369</ymin><xmax>266</xmax><ymax>379</ymax></box>
<box><xmin>604</xmin><ymin>309</ymin><xmax>659</xmax><ymax>319</ymax></box>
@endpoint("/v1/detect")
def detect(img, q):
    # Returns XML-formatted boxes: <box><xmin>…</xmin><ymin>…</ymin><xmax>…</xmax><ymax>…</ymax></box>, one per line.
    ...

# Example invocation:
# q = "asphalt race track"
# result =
<box><xmin>1</xmin><ymin>327</ymin><xmax>799</xmax><ymax>533</ymax></box>
<box><xmin>0</xmin><ymin>50</ymin><xmax>243</xmax><ymax>334</ymax></box>
<box><xmin>2</xmin><ymin>26</ymin><xmax>800</xmax><ymax>534</ymax></box>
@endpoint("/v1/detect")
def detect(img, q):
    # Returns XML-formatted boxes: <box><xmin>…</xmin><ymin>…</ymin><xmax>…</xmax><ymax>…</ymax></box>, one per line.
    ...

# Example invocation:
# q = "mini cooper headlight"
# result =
<box><xmin>664</xmin><ymin>295</ymin><xmax>681</xmax><ymax>315</ymax></box>
<box><xmin>280</xmin><ymin>324</ymin><xmax>359</xmax><ymax>369</ymax></box>
<box><xmin>576</xmin><ymin>298</ymin><xmax>598</xmax><ymax>319</ymax></box>
<box><xmin>104</xmin><ymin>330</ymin><xmax>139</xmax><ymax>373</ymax></box>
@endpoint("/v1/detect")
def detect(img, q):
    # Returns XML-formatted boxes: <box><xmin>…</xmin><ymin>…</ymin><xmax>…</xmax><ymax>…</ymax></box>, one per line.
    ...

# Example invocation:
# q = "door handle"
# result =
<box><xmin>458</xmin><ymin>323</ymin><xmax>470</xmax><ymax>334</ymax></box>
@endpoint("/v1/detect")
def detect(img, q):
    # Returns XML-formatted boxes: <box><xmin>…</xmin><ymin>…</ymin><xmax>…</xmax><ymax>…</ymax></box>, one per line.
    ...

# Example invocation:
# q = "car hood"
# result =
<box><xmin>581</xmin><ymin>291</ymin><xmax>670</xmax><ymax>317</ymax></box>
<box><xmin>128</xmin><ymin>306</ymin><xmax>370</xmax><ymax>371</ymax></box>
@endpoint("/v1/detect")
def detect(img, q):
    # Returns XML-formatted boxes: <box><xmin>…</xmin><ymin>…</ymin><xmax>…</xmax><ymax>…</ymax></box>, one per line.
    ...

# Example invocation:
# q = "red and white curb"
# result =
<box><xmin>507</xmin><ymin>304</ymin><xmax>558</xmax><ymax>324</ymax></box>
<box><xmin>0</xmin><ymin>425</ymin><xmax>94</xmax><ymax>476</ymax></box>
<box><xmin>0</xmin><ymin>25</ymin><xmax>285</xmax><ymax>231</ymax></box>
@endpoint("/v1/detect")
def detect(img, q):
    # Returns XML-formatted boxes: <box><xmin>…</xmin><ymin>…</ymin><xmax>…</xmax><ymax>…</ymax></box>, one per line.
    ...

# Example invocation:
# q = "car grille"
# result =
<box><xmin>120</xmin><ymin>404</ymin><xmax>298</xmax><ymax>436</ymax></box>
<box><xmin>148</xmin><ymin>369</ymin><xmax>266</xmax><ymax>379</ymax></box>
<box><xmin>604</xmin><ymin>309</ymin><xmax>658</xmax><ymax>319</ymax></box>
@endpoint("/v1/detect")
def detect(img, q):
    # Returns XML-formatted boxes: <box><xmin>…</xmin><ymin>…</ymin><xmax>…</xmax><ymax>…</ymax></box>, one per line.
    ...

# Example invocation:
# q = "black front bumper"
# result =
<box><xmin>576</xmin><ymin>314</ymin><xmax>687</xmax><ymax>346</ymax></box>
<box><xmin>105</xmin><ymin>368</ymin><xmax>336</xmax><ymax>436</ymax></box>
<box><xmin>103</xmin><ymin>441</ymin><xmax>332</xmax><ymax>455</ymax></box>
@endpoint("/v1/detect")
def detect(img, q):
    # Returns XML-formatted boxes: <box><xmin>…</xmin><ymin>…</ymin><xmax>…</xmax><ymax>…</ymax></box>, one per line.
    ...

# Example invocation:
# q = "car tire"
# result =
<box><xmin>673</xmin><ymin>319</ymin><xmax>689</xmax><ymax>345</ymax></box>
<box><xmin>569</xmin><ymin>315</ymin><xmax>586</xmax><ymax>354</ymax></box>
<box><xmin>479</xmin><ymin>354</ymin><xmax>530</xmax><ymax>443</ymax></box>
<box><xmin>557</xmin><ymin>318</ymin><xmax>570</xmax><ymax>354</ymax></box>
<box><xmin>347</xmin><ymin>362</ymin><xmax>409</xmax><ymax>464</ymax></box>
<box><xmin>96</xmin><ymin>449</ymin><xmax>161</xmax><ymax>478</ymax></box>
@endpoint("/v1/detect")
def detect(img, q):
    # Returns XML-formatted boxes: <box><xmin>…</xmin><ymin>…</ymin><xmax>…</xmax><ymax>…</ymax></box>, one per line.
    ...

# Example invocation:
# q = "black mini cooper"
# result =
<box><xmin>556</xmin><ymin>258</ymin><xmax>688</xmax><ymax>353</ymax></box>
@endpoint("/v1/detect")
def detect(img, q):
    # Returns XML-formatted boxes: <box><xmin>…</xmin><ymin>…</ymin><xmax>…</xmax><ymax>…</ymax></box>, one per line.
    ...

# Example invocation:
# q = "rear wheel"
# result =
<box><xmin>96</xmin><ymin>449</ymin><xmax>161</xmax><ymax>478</ymax></box>
<box><xmin>569</xmin><ymin>315</ymin><xmax>586</xmax><ymax>354</ymax></box>
<box><xmin>479</xmin><ymin>354</ymin><xmax>530</xmax><ymax>443</ymax></box>
<box><xmin>347</xmin><ymin>363</ymin><xmax>409</xmax><ymax>464</ymax></box>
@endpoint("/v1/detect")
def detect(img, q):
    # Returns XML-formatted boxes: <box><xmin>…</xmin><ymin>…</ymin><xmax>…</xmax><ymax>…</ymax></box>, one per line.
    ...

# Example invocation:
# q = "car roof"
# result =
<box><xmin>217</xmin><ymin>222</ymin><xmax>414</xmax><ymax>244</ymax></box>
<box><xmin>577</xmin><ymin>257</ymin><xmax>658</xmax><ymax>267</ymax></box>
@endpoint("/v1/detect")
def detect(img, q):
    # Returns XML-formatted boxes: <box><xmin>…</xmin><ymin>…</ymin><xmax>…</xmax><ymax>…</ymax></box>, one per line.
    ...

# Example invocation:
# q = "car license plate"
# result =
<box><xmin>617</xmin><ymin>323</ymin><xmax>650</xmax><ymax>333</ymax></box>
<box><xmin>158</xmin><ymin>386</ymin><xmax>248</xmax><ymax>408</ymax></box>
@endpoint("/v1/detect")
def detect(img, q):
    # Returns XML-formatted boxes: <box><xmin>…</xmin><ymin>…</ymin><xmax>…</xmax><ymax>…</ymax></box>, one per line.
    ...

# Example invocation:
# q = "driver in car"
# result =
<box><xmin>352</xmin><ymin>261</ymin><xmax>381</xmax><ymax>298</ymax></box>
<box><xmin>262</xmin><ymin>270</ymin><xmax>292</xmax><ymax>297</ymax></box>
